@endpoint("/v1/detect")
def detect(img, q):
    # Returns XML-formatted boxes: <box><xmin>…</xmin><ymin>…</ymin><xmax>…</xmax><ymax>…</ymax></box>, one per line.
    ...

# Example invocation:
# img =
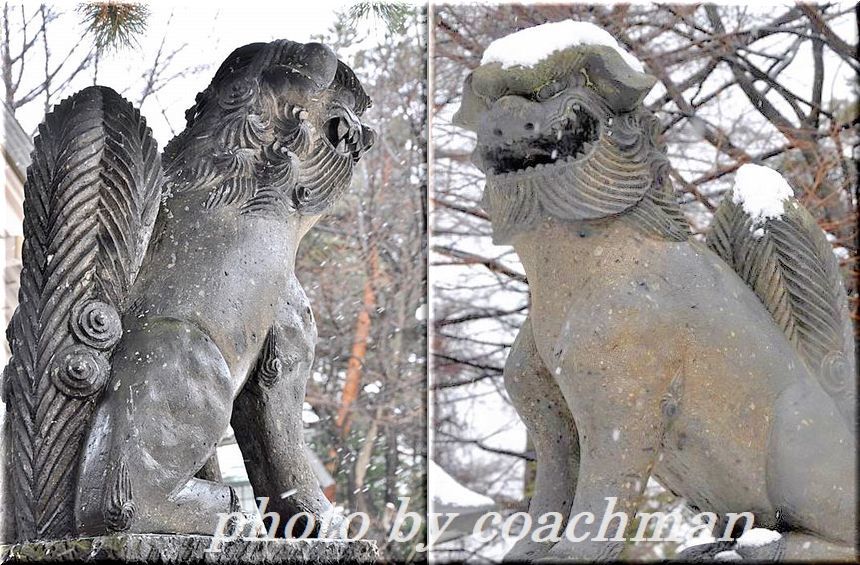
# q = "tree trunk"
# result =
<box><xmin>335</xmin><ymin>245</ymin><xmax>379</xmax><ymax>438</ymax></box>
<box><xmin>354</xmin><ymin>408</ymin><xmax>382</xmax><ymax>516</ymax></box>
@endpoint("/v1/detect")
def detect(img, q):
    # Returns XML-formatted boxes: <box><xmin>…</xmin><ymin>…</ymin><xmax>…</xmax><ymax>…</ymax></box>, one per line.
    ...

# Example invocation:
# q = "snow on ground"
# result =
<box><xmin>714</xmin><ymin>550</ymin><xmax>743</xmax><ymax>560</ymax></box>
<box><xmin>430</xmin><ymin>459</ymin><xmax>496</xmax><ymax>509</ymax></box>
<box><xmin>217</xmin><ymin>442</ymin><xmax>248</xmax><ymax>483</ymax></box>
<box><xmin>736</xmin><ymin>528</ymin><xmax>782</xmax><ymax>548</ymax></box>
<box><xmin>731</xmin><ymin>164</ymin><xmax>794</xmax><ymax>229</ymax></box>
<box><xmin>480</xmin><ymin>20</ymin><xmax>644</xmax><ymax>72</ymax></box>
<box><xmin>710</xmin><ymin>528</ymin><xmax>782</xmax><ymax>561</ymax></box>
<box><xmin>644</xmin><ymin>477</ymin><xmax>717</xmax><ymax>556</ymax></box>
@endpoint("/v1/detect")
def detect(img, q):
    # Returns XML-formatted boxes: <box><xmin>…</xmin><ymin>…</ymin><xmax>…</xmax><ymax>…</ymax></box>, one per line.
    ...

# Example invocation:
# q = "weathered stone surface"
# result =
<box><xmin>454</xmin><ymin>21</ymin><xmax>856</xmax><ymax>563</ymax></box>
<box><xmin>0</xmin><ymin>535</ymin><xmax>377</xmax><ymax>564</ymax></box>
<box><xmin>1</xmin><ymin>39</ymin><xmax>374</xmax><ymax>545</ymax></box>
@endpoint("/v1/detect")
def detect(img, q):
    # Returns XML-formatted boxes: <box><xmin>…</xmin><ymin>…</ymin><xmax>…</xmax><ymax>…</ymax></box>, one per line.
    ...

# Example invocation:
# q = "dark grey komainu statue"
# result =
<box><xmin>1</xmin><ymin>40</ymin><xmax>374</xmax><ymax>544</ymax></box>
<box><xmin>454</xmin><ymin>30</ymin><xmax>856</xmax><ymax>562</ymax></box>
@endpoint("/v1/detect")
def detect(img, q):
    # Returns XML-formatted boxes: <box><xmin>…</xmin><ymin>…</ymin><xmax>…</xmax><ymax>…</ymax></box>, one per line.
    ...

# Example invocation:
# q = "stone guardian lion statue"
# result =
<box><xmin>1</xmin><ymin>40</ymin><xmax>374</xmax><ymax>542</ymax></box>
<box><xmin>454</xmin><ymin>21</ymin><xmax>856</xmax><ymax>562</ymax></box>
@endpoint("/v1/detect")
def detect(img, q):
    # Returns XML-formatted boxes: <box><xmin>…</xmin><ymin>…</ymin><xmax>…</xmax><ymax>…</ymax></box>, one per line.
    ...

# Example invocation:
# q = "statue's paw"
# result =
<box><xmin>535</xmin><ymin>539</ymin><xmax>624</xmax><ymax>562</ymax></box>
<box><xmin>318</xmin><ymin>506</ymin><xmax>347</xmax><ymax>539</ymax></box>
<box><xmin>223</xmin><ymin>511</ymin><xmax>267</xmax><ymax>538</ymax></box>
<box><xmin>244</xmin><ymin>512</ymin><xmax>269</xmax><ymax>537</ymax></box>
<box><xmin>503</xmin><ymin>538</ymin><xmax>554</xmax><ymax>562</ymax></box>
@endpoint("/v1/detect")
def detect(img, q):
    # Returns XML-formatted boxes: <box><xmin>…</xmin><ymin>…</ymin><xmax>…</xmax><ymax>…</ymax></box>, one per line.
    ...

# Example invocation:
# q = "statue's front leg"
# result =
<box><xmin>231</xmin><ymin>291</ymin><xmax>335</xmax><ymax>537</ymax></box>
<box><xmin>542</xmin><ymin>359</ymin><xmax>670</xmax><ymax>562</ymax></box>
<box><xmin>503</xmin><ymin>317</ymin><xmax>580</xmax><ymax>562</ymax></box>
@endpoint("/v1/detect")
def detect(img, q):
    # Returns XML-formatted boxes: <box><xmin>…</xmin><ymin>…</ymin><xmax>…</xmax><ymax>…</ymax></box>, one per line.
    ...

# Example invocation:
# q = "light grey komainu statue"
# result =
<box><xmin>454</xmin><ymin>36</ymin><xmax>856</xmax><ymax>562</ymax></box>
<box><xmin>1</xmin><ymin>40</ymin><xmax>374</xmax><ymax>543</ymax></box>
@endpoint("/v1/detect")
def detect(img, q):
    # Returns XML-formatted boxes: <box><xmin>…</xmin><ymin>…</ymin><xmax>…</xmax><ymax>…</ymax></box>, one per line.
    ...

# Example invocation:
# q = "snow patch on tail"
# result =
<box><xmin>731</xmin><ymin>164</ymin><xmax>794</xmax><ymax>235</ymax></box>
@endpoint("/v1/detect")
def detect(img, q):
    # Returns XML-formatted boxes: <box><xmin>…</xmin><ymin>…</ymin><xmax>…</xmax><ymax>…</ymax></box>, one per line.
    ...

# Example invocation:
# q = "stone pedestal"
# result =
<box><xmin>0</xmin><ymin>534</ymin><xmax>378</xmax><ymax>564</ymax></box>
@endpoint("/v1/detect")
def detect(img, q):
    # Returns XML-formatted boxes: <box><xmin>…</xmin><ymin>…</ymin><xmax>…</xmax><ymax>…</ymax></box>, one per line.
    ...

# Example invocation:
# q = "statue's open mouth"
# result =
<box><xmin>324</xmin><ymin>115</ymin><xmax>355</xmax><ymax>153</ymax></box>
<box><xmin>481</xmin><ymin>107</ymin><xmax>601</xmax><ymax>176</ymax></box>
<box><xmin>322</xmin><ymin>102</ymin><xmax>373</xmax><ymax>158</ymax></box>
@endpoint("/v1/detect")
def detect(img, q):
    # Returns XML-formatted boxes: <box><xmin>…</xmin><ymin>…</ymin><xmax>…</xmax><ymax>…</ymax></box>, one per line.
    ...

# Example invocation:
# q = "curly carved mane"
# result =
<box><xmin>620</xmin><ymin>107</ymin><xmax>691</xmax><ymax>242</ymax></box>
<box><xmin>162</xmin><ymin>40</ymin><xmax>371</xmax><ymax>215</ymax></box>
<box><xmin>482</xmin><ymin>95</ymin><xmax>690</xmax><ymax>243</ymax></box>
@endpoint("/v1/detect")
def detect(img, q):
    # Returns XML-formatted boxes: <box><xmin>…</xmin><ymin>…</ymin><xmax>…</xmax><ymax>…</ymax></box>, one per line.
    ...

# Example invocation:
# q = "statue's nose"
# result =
<box><xmin>479</xmin><ymin>96</ymin><xmax>543</xmax><ymax>143</ymax></box>
<box><xmin>478</xmin><ymin>95</ymin><xmax>541</xmax><ymax>141</ymax></box>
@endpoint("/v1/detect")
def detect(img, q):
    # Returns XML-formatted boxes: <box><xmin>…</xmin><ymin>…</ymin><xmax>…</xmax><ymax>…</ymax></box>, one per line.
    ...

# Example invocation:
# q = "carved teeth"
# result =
<box><xmin>337</xmin><ymin>120</ymin><xmax>350</xmax><ymax>140</ymax></box>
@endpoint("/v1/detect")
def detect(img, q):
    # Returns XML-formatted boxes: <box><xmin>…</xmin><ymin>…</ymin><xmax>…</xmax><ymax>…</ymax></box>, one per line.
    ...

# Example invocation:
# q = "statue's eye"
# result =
<box><xmin>536</xmin><ymin>81</ymin><xmax>565</xmax><ymax>101</ymax></box>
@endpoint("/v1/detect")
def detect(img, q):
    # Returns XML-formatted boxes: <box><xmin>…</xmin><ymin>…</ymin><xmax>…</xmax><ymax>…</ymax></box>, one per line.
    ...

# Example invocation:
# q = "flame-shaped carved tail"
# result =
<box><xmin>707</xmin><ymin>189</ymin><xmax>856</xmax><ymax>431</ymax></box>
<box><xmin>1</xmin><ymin>86</ymin><xmax>162</xmax><ymax>541</ymax></box>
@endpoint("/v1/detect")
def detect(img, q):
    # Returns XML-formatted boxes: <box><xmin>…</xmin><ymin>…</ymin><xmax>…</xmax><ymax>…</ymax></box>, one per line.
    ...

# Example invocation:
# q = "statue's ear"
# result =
<box><xmin>582</xmin><ymin>45</ymin><xmax>656</xmax><ymax>112</ymax></box>
<box><xmin>453</xmin><ymin>73</ymin><xmax>488</xmax><ymax>131</ymax></box>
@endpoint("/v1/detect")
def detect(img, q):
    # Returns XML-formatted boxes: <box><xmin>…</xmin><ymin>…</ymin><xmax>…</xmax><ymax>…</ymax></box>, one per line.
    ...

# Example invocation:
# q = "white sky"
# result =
<box><xmin>11</xmin><ymin>0</ymin><xmax>381</xmax><ymax>143</ymax></box>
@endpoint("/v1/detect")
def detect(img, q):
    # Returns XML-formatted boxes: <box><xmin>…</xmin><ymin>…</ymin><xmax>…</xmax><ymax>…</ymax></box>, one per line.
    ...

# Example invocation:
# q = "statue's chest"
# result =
<box><xmin>525</xmin><ymin>254</ymin><xmax>673</xmax><ymax>401</ymax></box>
<box><xmin>528</xmin><ymin>281</ymin><xmax>615</xmax><ymax>377</ymax></box>
<box><xmin>276</xmin><ymin>276</ymin><xmax>317</xmax><ymax>361</ymax></box>
<box><xmin>526</xmin><ymin>254</ymin><xmax>637</xmax><ymax>348</ymax></box>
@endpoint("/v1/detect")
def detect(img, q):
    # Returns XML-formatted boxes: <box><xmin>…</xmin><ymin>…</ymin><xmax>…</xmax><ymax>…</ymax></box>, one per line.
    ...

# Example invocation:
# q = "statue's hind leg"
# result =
<box><xmin>75</xmin><ymin>317</ymin><xmax>238</xmax><ymax>535</ymax></box>
<box><xmin>760</xmin><ymin>381</ymin><xmax>857</xmax><ymax>560</ymax></box>
<box><xmin>503</xmin><ymin>317</ymin><xmax>580</xmax><ymax>562</ymax></box>
<box><xmin>231</xmin><ymin>290</ymin><xmax>336</xmax><ymax>537</ymax></box>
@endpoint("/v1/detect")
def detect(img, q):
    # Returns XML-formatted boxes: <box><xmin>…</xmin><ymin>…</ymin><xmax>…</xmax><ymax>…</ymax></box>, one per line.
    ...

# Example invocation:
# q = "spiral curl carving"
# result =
<box><xmin>258</xmin><ymin>356</ymin><xmax>283</xmax><ymax>388</ymax></box>
<box><xmin>51</xmin><ymin>345</ymin><xmax>109</xmax><ymax>398</ymax></box>
<box><xmin>820</xmin><ymin>350</ymin><xmax>849</xmax><ymax>395</ymax></box>
<box><xmin>217</xmin><ymin>77</ymin><xmax>257</xmax><ymax>110</ymax></box>
<box><xmin>70</xmin><ymin>300</ymin><xmax>122</xmax><ymax>350</ymax></box>
<box><xmin>105</xmin><ymin>459</ymin><xmax>136</xmax><ymax>532</ymax></box>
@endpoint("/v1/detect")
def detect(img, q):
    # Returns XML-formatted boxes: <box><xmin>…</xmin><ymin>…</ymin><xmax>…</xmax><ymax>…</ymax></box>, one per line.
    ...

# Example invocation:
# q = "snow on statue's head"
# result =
<box><xmin>162</xmin><ymin>39</ymin><xmax>375</xmax><ymax>215</ymax></box>
<box><xmin>454</xmin><ymin>21</ymin><xmax>689</xmax><ymax>244</ymax></box>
